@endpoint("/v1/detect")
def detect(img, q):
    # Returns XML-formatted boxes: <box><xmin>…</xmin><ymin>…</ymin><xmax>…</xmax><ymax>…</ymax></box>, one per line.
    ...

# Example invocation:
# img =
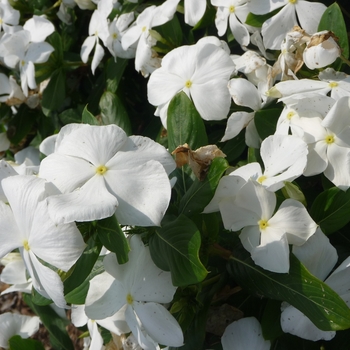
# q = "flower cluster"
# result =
<box><xmin>1</xmin><ymin>0</ymin><xmax>350</xmax><ymax>349</ymax></box>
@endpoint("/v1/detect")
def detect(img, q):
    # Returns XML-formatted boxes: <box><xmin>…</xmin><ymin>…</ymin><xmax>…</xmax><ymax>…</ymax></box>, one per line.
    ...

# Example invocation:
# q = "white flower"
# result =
<box><xmin>0</xmin><ymin>313</ymin><xmax>40</xmax><ymax>349</ymax></box>
<box><xmin>221</xmin><ymin>317</ymin><xmax>271</xmax><ymax>350</ymax></box>
<box><xmin>303</xmin><ymin>31</ymin><xmax>341</xmax><ymax>70</ymax></box>
<box><xmin>211</xmin><ymin>0</ymin><xmax>250</xmax><ymax>46</ymax></box>
<box><xmin>85</xmin><ymin>235</ymin><xmax>184</xmax><ymax>349</ymax></box>
<box><xmin>0</xmin><ymin>175</ymin><xmax>86</xmax><ymax>308</ymax></box>
<box><xmin>148</xmin><ymin>37</ymin><xmax>235</xmax><ymax>128</ymax></box>
<box><xmin>39</xmin><ymin>124</ymin><xmax>175</xmax><ymax>226</ymax></box>
<box><xmin>215</xmin><ymin>179</ymin><xmax>317</xmax><ymax>272</ymax></box>
<box><xmin>248</xmin><ymin>0</ymin><xmax>326</xmax><ymax>50</ymax></box>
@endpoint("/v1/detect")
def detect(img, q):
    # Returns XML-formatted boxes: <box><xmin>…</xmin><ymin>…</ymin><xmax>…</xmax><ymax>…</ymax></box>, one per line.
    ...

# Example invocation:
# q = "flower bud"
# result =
<box><xmin>303</xmin><ymin>31</ymin><xmax>341</xmax><ymax>70</ymax></box>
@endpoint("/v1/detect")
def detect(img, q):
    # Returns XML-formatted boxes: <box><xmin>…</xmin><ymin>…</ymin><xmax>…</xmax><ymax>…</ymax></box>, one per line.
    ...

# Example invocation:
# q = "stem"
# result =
<box><xmin>340</xmin><ymin>55</ymin><xmax>350</xmax><ymax>67</ymax></box>
<box><xmin>209</xmin><ymin>243</ymin><xmax>232</xmax><ymax>260</ymax></box>
<box><xmin>44</xmin><ymin>0</ymin><xmax>62</xmax><ymax>13</ymax></box>
<box><xmin>201</xmin><ymin>274</ymin><xmax>221</xmax><ymax>287</ymax></box>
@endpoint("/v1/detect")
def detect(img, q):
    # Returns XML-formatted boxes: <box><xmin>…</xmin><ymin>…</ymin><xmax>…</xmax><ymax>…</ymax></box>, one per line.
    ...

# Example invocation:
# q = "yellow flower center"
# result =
<box><xmin>142</xmin><ymin>26</ymin><xmax>147</xmax><ymax>32</ymax></box>
<box><xmin>258</xmin><ymin>219</ymin><xmax>269</xmax><ymax>230</ymax></box>
<box><xmin>289</xmin><ymin>0</ymin><xmax>297</xmax><ymax>3</ymax></box>
<box><xmin>329</xmin><ymin>82</ymin><xmax>338</xmax><ymax>88</ymax></box>
<box><xmin>126</xmin><ymin>293</ymin><xmax>134</xmax><ymax>304</ymax></box>
<box><xmin>257</xmin><ymin>175</ymin><xmax>267</xmax><ymax>184</ymax></box>
<box><xmin>96</xmin><ymin>165</ymin><xmax>108</xmax><ymax>175</ymax></box>
<box><xmin>185</xmin><ymin>80</ymin><xmax>192</xmax><ymax>88</ymax></box>
<box><xmin>23</xmin><ymin>240</ymin><xmax>30</xmax><ymax>251</ymax></box>
<box><xmin>287</xmin><ymin>111</ymin><xmax>295</xmax><ymax>120</ymax></box>
<box><xmin>229</xmin><ymin>5</ymin><xmax>235</xmax><ymax>13</ymax></box>
<box><xmin>112</xmin><ymin>32</ymin><xmax>118</xmax><ymax>39</ymax></box>
<box><xmin>325</xmin><ymin>134</ymin><xmax>334</xmax><ymax>144</ymax></box>
<box><xmin>21</xmin><ymin>60</ymin><xmax>26</xmax><ymax>67</ymax></box>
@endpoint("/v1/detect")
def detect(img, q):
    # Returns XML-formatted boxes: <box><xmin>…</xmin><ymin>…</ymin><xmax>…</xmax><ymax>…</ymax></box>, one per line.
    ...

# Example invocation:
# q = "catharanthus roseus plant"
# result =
<box><xmin>1</xmin><ymin>0</ymin><xmax>350</xmax><ymax>349</ymax></box>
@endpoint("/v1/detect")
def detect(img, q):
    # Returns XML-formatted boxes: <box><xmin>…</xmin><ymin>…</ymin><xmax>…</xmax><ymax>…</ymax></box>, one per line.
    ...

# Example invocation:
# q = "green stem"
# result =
<box><xmin>340</xmin><ymin>55</ymin><xmax>350</xmax><ymax>67</ymax></box>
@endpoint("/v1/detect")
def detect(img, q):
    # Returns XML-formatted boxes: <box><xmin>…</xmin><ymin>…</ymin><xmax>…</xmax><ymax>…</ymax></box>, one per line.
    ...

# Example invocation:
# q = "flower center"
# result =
<box><xmin>258</xmin><ymin>219</ymin><xmax>269</xmax><ymax>230</ymax></box>
<box><xmin>289</xmin><ymin>0</ymin><xmax>297</xmax><ymax>3</ymax></box>
<box><xmin>126</xmin><ymin>293</ymin><xmax>134</xmax><ymax>304</ymax></box>
<box><xmin>96</xmin><ymin>165</ymin><xmax>108</xmax><ymax>175</ymax></box>
<box><xmin>23</xmin><ymin>240</ymin><xmax>30</xmax><ymax>251</ymax></box>
<box><xmin>329</xmin><ymin>82</ymin><xmax>338</xmax><ymax>88</ymax></box>
<box><xmin>325</xmin><ymin>134</ymin><xmax>334</xmax><ymax>144</ymax></box>
<box><xmin>142</xmin><ymin>26</ymin><xmax>147</xmax><ymax>32</ymax></box>
<box><xmin>112</xmin><ymin>32</ymin><xmax>118</xmax><ymax>39</ymax></box>
<box><xmin>257</xmin><ymin>175</ymin><xmax>267</xmax><ymax>184</ymax></box>
<box><xmin>229</xmin><ymin>5</ymin><xmax>235</xmax><ymax>13</ymax></box>
<box><xmin>287</xmin><ymin>111</ymin><xmax>295</xmax><ymax>120</ymax></box>
<box><xmin>185</xmin><ymin>80</ymin><xmax>192</xmax><ymax>88</ymax></box>
<box><xmin>21</xmin><ymin>60</ymin><xmax>26</xmax><ymax>67</ymax></box>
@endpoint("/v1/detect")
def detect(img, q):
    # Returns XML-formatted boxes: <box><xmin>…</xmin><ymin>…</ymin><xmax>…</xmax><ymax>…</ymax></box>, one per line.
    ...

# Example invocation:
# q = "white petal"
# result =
<box><xmin>46</xmin><ymin>175</ymin><xmax>118</xmax><ymax>224</ymax></box>
<box><xmin>80</xmin><ymin>36</ymin><xmax>96</xmax><ymax>63</ymax></box>
<box><xmin>134</xmin><ymin>302</ymin><xmax>184</xmax><ymax>347</ymax></box>
<box><xmin>29</xmin><ymin>251</ymin><xmax>67</xmax><ymax>308</ymax></box>
<box><xmin>228</xmin><ymin>12</ymin><xmax>250</xmax><ymax>47</ymax></box>
<box><xmin>296</xmin><ymin>2</ymin><xmax>326</xmax><ymax>34</ymax></box>
<box><xmin>325</xmin><ymin>256</ymin><xmax>350</xmax><ymax>296</ymax></box>
<box><xmin>88</xmin><ymin>320</ymin><xmax>104</xmax><ymax>350</ymax></box>
<box><xmin>221</xmin><ymin>317</ymin><xmax>271</xmax><ymax>350</ymax></box>
<box><xmin>85</xmin><ymin>272</ymin><xmax>126</xmax><ymax>320</ymax></box>
<box><xmin>106</xmin><ymin>160</ymin><xmax>171</xmax><ymax>226</ymax></box>
<box><xmin>71</xmin><ymin>305</ymin><xmax>88</xmax><ymax>327</ymax></box>
<box><xmin>293</xmin><ymin>228</ymin><xmax>338</xmax><ymax>281</ymax></box>
<box><xmin>25</xmin><ymin>42</ymin><xmax>54</xmax><ymax>63</ymax></box>
<box><xmin>30</xmin><ymin>200</ymin><xmax>86</xmax><ymax>271</ymax></box>
<box><xmin>252</xmin><ymin>229</ymin><xmax>290</xmax><ymax>273</ymax></box>
<box><xmin>262</xmin><ymin>4</ymin><xmax>297</xmax><ymax>50</ymax></box>
<box><xmin>269</xmin><ymin>199</ymin><xmax>317</xmax><ymax>246</ymax></box>
<box><xmin>23</xmin><ymin>15</ymin><xmax>55</xmax><ymax>42</ymax></box>
<box><xmin>228</xmin><ymin>78</ymin><xmax>261</xmax><ymax>111</ymax></box>
<box><xmin>184</xmin><ymin>0</ymin><xmax>206</xmax><ymax>26</ymax></box>
<box><xmin>281</xmin><ymin>304</ymin><xmax>335</xmax><ymax>341</ymax></box>
<box><xmin>91</xmin><ymin>41</ymin><xmax>105</xmax><ymax>74</ymax></box>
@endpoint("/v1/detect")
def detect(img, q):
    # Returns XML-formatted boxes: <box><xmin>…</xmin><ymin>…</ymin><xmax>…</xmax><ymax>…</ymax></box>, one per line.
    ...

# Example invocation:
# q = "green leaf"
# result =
<box><xmin>310</xmin><ymin>187</ymin><xmax>350</xmax><ymax>235</ymax></box>
<box><xmin>59</xmin><ymin>108</ymin><xmax>81</xmax><ymax>125</ymax></box>
<box><xmin>254</xmin><ymin>108</ymin><xmax>281</xmax><ymax>140</ymax></box>
<box><xmin>167</xmin><ymin>92</ymin><xmax>208</xmax><ymax>153</ymax></box>
<box><xmin>318</xmin><ymin>3</ymin><xmax>349</xmax><ymax>60</ymax></box>
<box><xmin>31</xmin><ymin>288</ymin><xmax>52</xmax><ymax>306</ymax></box>
<box><xmin>9</xmin><ymin>335</ymin><xmax>45</xmax><ymax>350</ymax></box>
<box><xmin>149</xmin><ymin>214</ymin><xmax>207</xmax><ymax>286</ymax></box>
<box><xmin>41</xmin><ymin>69</ymin><xmax>66</xmax><ymax>116</ymax></box>
<box><xmin>245</xmin><ymin>9</ymin><xmax>279</xmax><ymax>27</ymax></box>
<box><xmin>228</xmin><ymin>248</ymin><xmax>350</xmax><ymax>331</ymax></box>
<box><xmin>65</xmin><ymin>258</ymin><xmax>105</xmax><ymax>305</ymax></box>
<box><xmin>179</xmin><ymin>157</ymin><xmax>229</xmax><ymax>216</ymax></box>
<box><xmin>99</xmin><ymin>91</ymin><xmax>132</xmax><ymax>135</ymax></box>
<box><xmin>282</xmin><ymin>181</ymin><xmax>307</xmax><ymax>206</ymax></box>
<box><xmin>96</xmin><ymin>215</ymin><xmax>130</xmax><ymax>264</ymax></box>
<box><xmin>82</xmin><ymin>104</ymin><xmax>99</xmax><ymax>125</ymax></box>
<box><xmin>220</xmin><ymin>129</ymin><xmax>246</xmax><ymax>163</ymax></box>
<box><xmin>155</xmin><ymin>13</ymin><xmax>183</xmax><ymax>48</ymax></box>
<box><xmin>22</xmin><ymin>294</ymin><xmax>74</xmax><ymax>350</ymax></box>
<box><xmin>105</xmin><ymin>58</ymin><xmax>128</xmax><ymax>93</ymax></box>
<box><xmin>64</xmin><ymin>233</ymin><xmax>102</xmax><ymax>294</ymax></box>
<box><xmin>7</xmin><ymin>106</ymin><xmax>37</xmax><ymax>145</ymax></box>
<box><xmin>261</xmin><ymin>299</ymin><xmax>284</xmax><ymax>340</ymax></box>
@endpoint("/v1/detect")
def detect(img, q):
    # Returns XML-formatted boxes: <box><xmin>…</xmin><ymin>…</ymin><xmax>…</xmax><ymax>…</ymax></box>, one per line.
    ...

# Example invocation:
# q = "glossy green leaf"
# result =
<box><xmin>228</xmin><ymin>248</ymin><xmax>350</xmax><ymax>331</ymax></box>
<box><xmin>167</xmin><ymin>91</ymin><xmax>208</xmax><ymax>153</ymax></box>
<box><xmin>155</xmin><ymin>13</ymin><xmax>183</xmax><ymax>48</ymax></box>
<box><xmin>65</xmin><ymin>258</ymin><xmax>104</xmax><ymax>305</ymax></box>
<box><xmin>245</xmin><ymin>9</ymin><xmax>280</xmax><ymax>27</ymax></box>
<box><xmin>96</xmin><ymin>215</ymin><xmax>130</xmax><ymax>264</ymax></box>
<box><xmin>261</xmin><ymin>299</ymin><xmax>284</xmax><ymax>340</ymax></box>
<box><xmin>105</xmin><ymin>58</ymin><xmax>128</xmax><ymax>93</ymax></box>
<box><xmin>22</xmin><ymin>294</ymin><xmax>74</xmax><ymax>350</ymax></box>
<box><xmin>254</xmin><ymin>108</ymin><xmax>281</xmax><ymax>140</ymax></box>
<box><xmin>7</xmin><ymin>106</ymin><xmax>37</xmax><ymax>145</ymax></box>
<box><xmin>149</xmin><ymin>214</ymin><xmax>207</xmax><ymax>286</ymax></box>
<box><xmin>99</xmin><ymin>91</ymin><xmax>132</xmax><ymax>135</ymax></box>
<box><xmin>9</xmin><ymin>336</ymin><xmax>45</xmax><ymax>350</ymax></box>
<box><xmin>310</xmin><ymin>187</ymin><xmax>350</xmax><ymax>235</ymax></box>
<box><xmin>179</xmin><ymin>157</ymin><xmax>229</xmax><ymax>216</ymax></box>
<box><xmin>318</xmin><ymin>3</ymin><xmax>349</xmax><ymax>60</ymax></box>
<box><xmin>41</xmin><ymin>69</ymin><xmax>66</xmax><ymax>116</ymax></box>
<box><xmin>59</xmin><ymin>108</ymin><xmax>81</xmax><ymax>125</ymax></box>
<box><xmin>64</xmin><ymin>232</ymin><xmax>102</xmax><ymax>294</ymax></box>
<box><xmin>82</xmin><ymin>104</ymin><xmax>99</xmax><ymax>125</ymax></box>
<box><xmin>220</xmin><ymin>129</ymin><xmax>246</xmax><ymax>163</ymax></box>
